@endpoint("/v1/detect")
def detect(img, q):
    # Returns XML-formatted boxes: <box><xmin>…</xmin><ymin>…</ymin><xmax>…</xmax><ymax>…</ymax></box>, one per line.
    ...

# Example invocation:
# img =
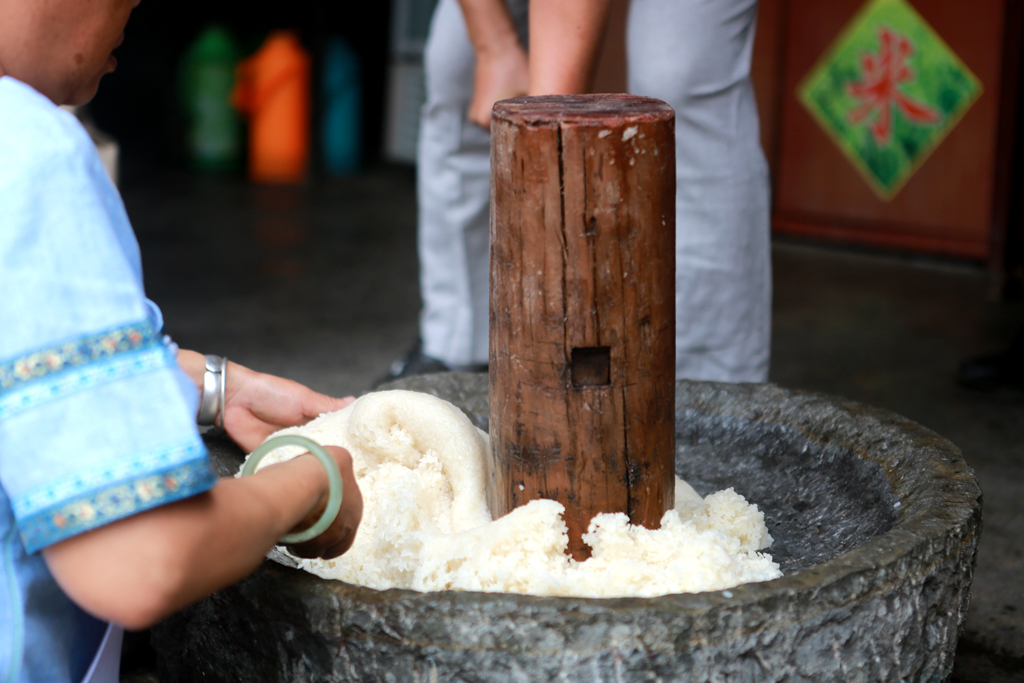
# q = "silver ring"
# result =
<box><xmin>218</xmin><ymin>357</ymin><xmax>228</xmax><ymax>429</ymax></box>
<box><xmin>197</xmin><ymin>355</ymin><xmax>226</xmax><ymax>426</ymax></box>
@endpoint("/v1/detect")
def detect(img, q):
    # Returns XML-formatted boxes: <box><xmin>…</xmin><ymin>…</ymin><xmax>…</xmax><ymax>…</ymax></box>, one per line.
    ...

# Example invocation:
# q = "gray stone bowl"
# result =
<box><xmin>153</xmin><ymin>376</ymin><xmax>981</xmax><ymax>683</ymax></box>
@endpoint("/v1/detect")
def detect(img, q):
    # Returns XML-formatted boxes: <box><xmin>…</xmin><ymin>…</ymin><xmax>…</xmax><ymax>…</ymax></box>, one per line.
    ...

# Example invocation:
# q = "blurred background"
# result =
<box><xmin>86</xmin><ymin>1</ymin><xmax>1023</xmax><ymax>682</ymax></box>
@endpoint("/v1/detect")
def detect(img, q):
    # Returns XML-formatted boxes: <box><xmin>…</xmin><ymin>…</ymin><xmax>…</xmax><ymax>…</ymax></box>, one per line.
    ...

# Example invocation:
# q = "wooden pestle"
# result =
<box><xmin>487</xmin><ymin>94</ymin><xmax>677</xmax><ymax>560</ymax></box>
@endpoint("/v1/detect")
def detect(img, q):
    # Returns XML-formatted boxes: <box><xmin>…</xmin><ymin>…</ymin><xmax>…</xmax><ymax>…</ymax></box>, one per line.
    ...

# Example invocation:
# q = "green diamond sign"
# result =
<box><xmin>798</xmin><ymin>0</ymin><xmax>982</xmax><ymax>200</ymax></box>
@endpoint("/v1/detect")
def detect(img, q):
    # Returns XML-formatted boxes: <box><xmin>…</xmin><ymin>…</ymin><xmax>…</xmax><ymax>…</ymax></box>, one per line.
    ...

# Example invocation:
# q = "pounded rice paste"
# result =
<box><xmin>242</xmin><ymin>390</ymin><xmax>782</xmax><ymax>597</ymax></box>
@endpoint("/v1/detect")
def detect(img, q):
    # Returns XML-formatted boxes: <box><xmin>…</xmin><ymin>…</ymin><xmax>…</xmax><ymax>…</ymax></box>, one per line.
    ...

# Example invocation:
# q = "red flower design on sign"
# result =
<box><xmin>847</xmin><ymin>26</ymin><xmax>941</xmax><ymax>146</ymax></box>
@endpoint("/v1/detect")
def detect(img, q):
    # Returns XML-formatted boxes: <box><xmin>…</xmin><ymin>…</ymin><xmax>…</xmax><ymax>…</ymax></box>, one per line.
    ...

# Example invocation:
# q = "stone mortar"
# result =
<box><xmin>153</xmin><ymin>376</ymin><xmax>982</xmax><ymax>682</ymax></box>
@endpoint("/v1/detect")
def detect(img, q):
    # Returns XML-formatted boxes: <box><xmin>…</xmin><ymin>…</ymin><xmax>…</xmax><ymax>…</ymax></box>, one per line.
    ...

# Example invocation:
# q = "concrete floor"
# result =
<box><xmin>123</xmin><ymin>167</ymin><xmax>1024</xmax><ymax>682</ymax></box>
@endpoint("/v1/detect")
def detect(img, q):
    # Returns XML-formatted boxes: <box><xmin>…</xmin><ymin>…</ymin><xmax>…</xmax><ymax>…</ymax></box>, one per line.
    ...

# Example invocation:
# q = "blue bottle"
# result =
<box><xmin>321</xmin><ymin>37</ymin><xmax>362</xmax><ymax>175</ymax></box>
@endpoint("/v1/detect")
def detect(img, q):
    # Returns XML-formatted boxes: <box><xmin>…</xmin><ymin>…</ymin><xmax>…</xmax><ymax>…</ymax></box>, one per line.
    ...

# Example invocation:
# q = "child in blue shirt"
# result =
<box><xmin>0</xmin><ymin>1</ymin><xmax>363</xmax><ymax>681</ymax></box>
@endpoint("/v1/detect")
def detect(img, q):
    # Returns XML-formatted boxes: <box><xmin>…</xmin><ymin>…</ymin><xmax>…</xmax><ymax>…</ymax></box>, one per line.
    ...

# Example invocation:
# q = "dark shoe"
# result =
<box><xmin>375</xmin><ymin>340</ymin><xmax>489</xmax><ymax>388</ymax></box>
<box><xmin>380</xmin><ymin>340</ymin><xmax>450</xmax><ymax>382</ymax></box>
<box><xmin>957</xmin><ymin>349</ymin><xmax>1024</xmax><ymax>392</ymax></box>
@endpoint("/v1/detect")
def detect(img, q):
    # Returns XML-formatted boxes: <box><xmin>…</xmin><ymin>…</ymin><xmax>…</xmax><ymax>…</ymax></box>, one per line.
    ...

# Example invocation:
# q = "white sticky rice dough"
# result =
<box><xmin>240</xmin><ymin>390</ymin><xmax>781</xmax><ymax>597</ymax></box>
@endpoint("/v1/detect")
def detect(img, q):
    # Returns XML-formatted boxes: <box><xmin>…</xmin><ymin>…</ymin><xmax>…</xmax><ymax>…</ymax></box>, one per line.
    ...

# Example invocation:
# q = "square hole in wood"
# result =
<box><xmin>571</xmin><ymin>346</ymin><xmax>611</xmax><ymax>386</ymax></box>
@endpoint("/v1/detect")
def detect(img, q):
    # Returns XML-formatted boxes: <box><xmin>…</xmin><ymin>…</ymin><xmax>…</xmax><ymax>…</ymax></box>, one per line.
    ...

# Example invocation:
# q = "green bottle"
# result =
<box><xmin>179</xmin><ymin>25</ymin><xmax>241</xmax><ymax>172</ymax></box>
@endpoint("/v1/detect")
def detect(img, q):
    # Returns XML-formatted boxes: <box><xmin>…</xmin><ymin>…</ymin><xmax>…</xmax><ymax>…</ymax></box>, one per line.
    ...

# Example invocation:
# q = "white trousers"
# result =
<box><xmin>417</xmin><ymin>0</ymin><xmax>771</xmax><ymax>382</ymax></box>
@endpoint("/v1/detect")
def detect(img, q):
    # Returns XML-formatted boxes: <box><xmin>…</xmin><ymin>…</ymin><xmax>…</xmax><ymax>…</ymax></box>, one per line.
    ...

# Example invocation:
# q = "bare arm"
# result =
<box><xmin>527</xmin><ymin>0</ymin><xmax>612</xmax><ymax>95</ymax></box>
<box><xmin>43</xmin><ymin>446</ymin><xmax>362</xmax><ymax>631</ymax></box>
<box><xmin>456</xmin><ymin>0</ymin><xmax>529</xmax><ymax>127</ymax></box>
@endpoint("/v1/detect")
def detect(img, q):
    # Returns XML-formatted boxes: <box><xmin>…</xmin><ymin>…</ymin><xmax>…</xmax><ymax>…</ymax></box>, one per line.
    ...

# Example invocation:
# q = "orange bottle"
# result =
<box><xmin>232</xmin><ymin>31</ymin><xmax>311</xmax><ymax>183</ymax></box>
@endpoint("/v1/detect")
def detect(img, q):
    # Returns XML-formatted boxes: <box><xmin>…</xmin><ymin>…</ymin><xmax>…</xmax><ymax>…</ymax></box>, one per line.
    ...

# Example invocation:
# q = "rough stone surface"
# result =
<box><xmin>153</xmin><ymin>377</ymin><xmax>981</xmax><ymax>683</ymax></box>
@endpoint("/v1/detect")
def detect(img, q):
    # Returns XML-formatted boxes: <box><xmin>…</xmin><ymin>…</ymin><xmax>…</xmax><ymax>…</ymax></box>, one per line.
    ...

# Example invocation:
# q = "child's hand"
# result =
<box><xmin>284</xmin><ymin>446</ymin><xmax>363</xmax><ymax>559</ymax></box>
<box><xmin>468</xmin><ymin>40</ymin><xmax>529</xmax><ymax>128</ymax></box>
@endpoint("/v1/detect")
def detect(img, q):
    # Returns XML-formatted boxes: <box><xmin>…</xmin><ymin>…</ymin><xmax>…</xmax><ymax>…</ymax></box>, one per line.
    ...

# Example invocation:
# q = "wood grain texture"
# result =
<box><xmin>489</xmin><ymin>94</ymin><xmax>676</xmax><ymax>559</ymax></box>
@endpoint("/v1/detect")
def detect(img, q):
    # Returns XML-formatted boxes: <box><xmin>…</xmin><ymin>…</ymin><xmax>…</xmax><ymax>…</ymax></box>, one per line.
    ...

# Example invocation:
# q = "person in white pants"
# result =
<box><xmin>403</xmin><ymin>0</ymin><xmax>771</xmax><ymax>383</ymax></box>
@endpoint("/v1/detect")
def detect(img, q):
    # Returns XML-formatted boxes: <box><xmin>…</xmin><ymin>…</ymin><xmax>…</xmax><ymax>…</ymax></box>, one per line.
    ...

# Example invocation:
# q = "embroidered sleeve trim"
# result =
<box><xmin>18</xmin><ymin>450</ymin><xmax>216</xmax><ymax>554</ymax></box>
<box><xmin>0</xmin><ymin>320</ymin><xmax>161</xmax><ymax>394</ymax></box>
<box><xmin>12</xmin><ymin>437</ymin><xmax>207</xmax><ymax>518</ymax></box>
<box><xmin>0</xmin><ymin>345</ymin><xmax>174</xmax><ymax>420</ymax></box>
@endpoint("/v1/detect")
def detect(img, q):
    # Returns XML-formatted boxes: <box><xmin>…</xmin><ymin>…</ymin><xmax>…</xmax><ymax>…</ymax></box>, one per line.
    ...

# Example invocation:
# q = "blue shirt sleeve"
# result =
<box><xmin>0</xmin><ymin>77</ymin><xmax>215</xmax><ymax>554</ymax></box>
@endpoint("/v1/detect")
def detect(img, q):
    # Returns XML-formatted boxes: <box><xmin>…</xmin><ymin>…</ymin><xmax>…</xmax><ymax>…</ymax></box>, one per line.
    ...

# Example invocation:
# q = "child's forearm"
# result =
<box><xmin>457</xmin><ymin>0</ymin><xmax>522</xmax><ymax>56</ymax></box>
<box><xmin>42</xmin><ymin>452</ymin><xmax>347</xmax><ymax>630</ymax></box>
<box><xmin>527</xmin><ymin>0</ymin><xmax>612</xmax><ymax>95</ymax></box>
